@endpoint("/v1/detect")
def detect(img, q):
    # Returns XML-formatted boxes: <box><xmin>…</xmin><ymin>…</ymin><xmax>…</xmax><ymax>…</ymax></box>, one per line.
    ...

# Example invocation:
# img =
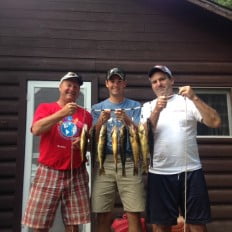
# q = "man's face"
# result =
<box><xmin>59</xmin><ymin>80</ymin><xmax>80</xmax><ymax>102</ymax></box>
<box><xmin>105</xmin><ymin>75</ymin><xmax>126</xmax><ymax>97</ymax></box>
<box><xmin>149</xmin><ymin>72</ymin><xmax>174</xmax><ymax>97</ymax></box>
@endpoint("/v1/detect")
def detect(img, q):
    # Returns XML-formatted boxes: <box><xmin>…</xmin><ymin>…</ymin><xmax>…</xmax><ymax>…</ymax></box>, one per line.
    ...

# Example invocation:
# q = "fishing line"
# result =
<box><xmin>69</xmin><ymin>107</ymin><xmax>87</xmax><ymax>232</ymax></box>
<box><xmin>183</xmin><ymin>96</ymin><xmax>188</xmax><ymax>232</ymax></box>
<box><xmin>90</xmin><ymin>95</ymin><xmax>175</xmax><ymax>113</ymax></box>
<box><xmin>70</xmin><ymin>140</ymin><xmax>74</xmax><ymax>232</ymax></box>
<box><xmin>91</xmin><ymin>106</ymin><xmax>141</xmax><ymax>112</ymax></box>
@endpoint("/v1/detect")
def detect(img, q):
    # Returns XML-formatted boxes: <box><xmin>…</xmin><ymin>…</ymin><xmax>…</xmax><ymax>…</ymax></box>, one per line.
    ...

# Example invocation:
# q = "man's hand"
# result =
<box><xmin>178</xmin><ymin>86</ymin><xmax>197</xmax><ymax>100</ymax></box>
<box><xmin>61</xmin><ymin>102</ymin><xmax>78</xmax><ymax>117</ymax></box>
<box><xmin>99</xmin><ymin>109</ymin><xmax>111</xmax><ymax>124</ymax></box>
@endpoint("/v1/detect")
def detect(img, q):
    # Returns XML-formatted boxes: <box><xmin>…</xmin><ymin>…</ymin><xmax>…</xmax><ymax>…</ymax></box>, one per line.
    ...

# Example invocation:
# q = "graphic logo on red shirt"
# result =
<box><xmin>58</xmin><ymin>116</ymin><xmax>79</xmax><ymax>139</ymax></box>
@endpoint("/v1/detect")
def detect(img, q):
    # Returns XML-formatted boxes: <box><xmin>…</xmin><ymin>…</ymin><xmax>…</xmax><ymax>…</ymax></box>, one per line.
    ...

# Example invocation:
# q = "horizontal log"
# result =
<box><xmin>211</xmin><ymin>205</ymin><xmax>232</xmax><ymax>219</ymax></box>
<box><xmin>0</xmin><ymin>178</ymin><xmax>16</xmax><ymax>193</ymax></box>
<box><xmin>0</xmin><ymin>101</ymin><xmax>19</xmax><ymax>114</ymax></box>
<box><xmin>202</xmin><ymin>160</ymin><xmax>232</xmax><ymax>173</ymax></box>
<box><xmin>0</xmin><ymin>116</ymin><xmax>18</xmax><ymax>130</ymax></box>
<box><xmin>209</xmin><ymin>190</ymin><xmax>232</xmax><ymax>203</ymax></box>
<box><xmin>0</xmin><ymin>195</ymin><xmax>15</xmax><ymax>210</ymax></box>
<box><xmin>0</xmin><ymin>146</ymin><xmax>17</xmax><ymax>161</ymax></box>
<box><xmin>199</xmin><ymin>145</ymin><xmax>232</xmax><ymax>158</ymax></box>
<box><xmin>0</xmin><ymin>57</ymin><xmax>232</xmax><ymax>75</ymax></box>
<box><xmin>207</xmin><ymin>220</ymin><xmax>232</xmax><ymax>232</ymax></box>
<box><xmin>0</xmin><ymin>8</ymin><xmax>167</xmax><ymax>24</ymax></box>
<box><xmin>0</xmin><ymin>162</ymin><xmax>16</xmax><ymax>177</ymax></box>
<box><xmin>0</xmin><ymin>45</ymin><xmax>231</xmax><ymax>62</ymax></box>
<box><xmin>205</xmin><ymin>174</ymin><xmax>232</xmax><ymax>188</ymax></box>
<box><xmin>0</xmin><ymin>131</ymin><xmax>18</xmax><ymax>146</ymax></box>
<box><xmin>0</xmin><ymin>85</ymin><xmax>20</xmax><ymax>100</ymax></box>
<box><xmin>0</xmin><ymin>211</ymin><xmax>14</xmax><ymax>227</ymax></box>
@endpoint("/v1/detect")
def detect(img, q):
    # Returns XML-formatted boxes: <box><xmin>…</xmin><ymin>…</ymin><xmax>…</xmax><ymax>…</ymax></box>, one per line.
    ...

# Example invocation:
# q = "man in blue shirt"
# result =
<box><xmin>91</xmin><ymin>67</ymin><xmax>145</xmax><ymax>232</ymax></box>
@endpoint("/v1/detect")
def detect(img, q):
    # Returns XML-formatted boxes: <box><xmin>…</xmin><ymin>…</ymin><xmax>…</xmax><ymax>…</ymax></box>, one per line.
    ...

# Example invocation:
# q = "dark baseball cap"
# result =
<box><xmin>148</xmin><ymin>65</ymin><xmax>173</xmax><ymax>78</ymax></box>
<box><xmin>59</xmin><ymin>72</ymin><xmax>83</xmax><ymax>86</ymax></box>
<box><xmin>106</xmin><ymin>67</ymin><xmax>126</xmax><ymax>80</ymax></box>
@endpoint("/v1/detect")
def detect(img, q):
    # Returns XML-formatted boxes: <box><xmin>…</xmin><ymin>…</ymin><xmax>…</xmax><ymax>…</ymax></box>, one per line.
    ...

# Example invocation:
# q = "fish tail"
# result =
<box><xmin>81</xmin><ymin>152</ymin><xmax>84</xmax><ymax>162</ymax></box>
<box><xmin>115</xmin><ymin>162</ymin><xmax>118</xmax><ymax>173</ymax></box>
<box><xmin>150</xmin><ymin>154</ymin><xmax>153</xmax><ymax>168</ymax></box>
<box><xmin>133</xmin><ymin>166</ymin><xmax>138</xmax><ymax>176</ymax></box>
<box><xmin>122</xmin><ymin>166</ymin><xmax>126</xmax><ymax>177</ymax></box>
<box><xmin>99</xmin><ymin>167</ymin><xmax>105</xmax><ymax>176</ymax></box>
<box><xmin>142</xmin><ymin>163</ymin><xmax>148</xmax><ymax>174</ymax></box>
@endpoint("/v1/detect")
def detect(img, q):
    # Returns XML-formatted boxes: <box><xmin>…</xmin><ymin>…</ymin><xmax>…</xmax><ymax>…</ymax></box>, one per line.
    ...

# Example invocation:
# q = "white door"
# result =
<box><xmin>22</xmin><ymin>81</ymin><xmax>92</xmax><ymax>232</ymax></box>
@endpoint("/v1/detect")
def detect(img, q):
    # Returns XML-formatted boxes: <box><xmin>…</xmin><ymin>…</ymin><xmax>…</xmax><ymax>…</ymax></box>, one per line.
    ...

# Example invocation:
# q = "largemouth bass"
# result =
<box><xmin>80</xmin><ymin>124</ymin><xmax>88</xmax><ymax>162</ymax></box>
<box><xmin>138</xmin><ymin>123</ymin><xmax>149</xmax><ymax>174</ymax></box>
<box><xmin>111</xmin><ymin>125</ymin><xmax>118</xmax><ymax>172</ymax></box>
<box><xmin>129</xmin><ymin>125</ymin><xmax>140</xmax><ymax>175</ymax></box>
<box><xmin>119</xmin><ymin>124</ymin><xmax>127</xmax><ymax>176</ymax></box>
<box><xmin>97</xmin><ymin>124</ymin><xmax>107</xmax><ymax>175</ymax></box>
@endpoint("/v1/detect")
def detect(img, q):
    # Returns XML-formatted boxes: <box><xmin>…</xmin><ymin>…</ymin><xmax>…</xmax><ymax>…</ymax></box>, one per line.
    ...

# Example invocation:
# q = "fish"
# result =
<box><xmin>89</xmin><ymin>125</ymin><xmax>96</xmax><ymax>168</ymax></box>
<box><xmin>111</xmin><ymin>125</ymin><xmax>118</xmax><ymax>172</ymax></box>
<box><xmin>128</xmin><ymin>125</ymin><xmax>140</xmax><ymax>175</ymax></box>
<box><xmin>80</xmin><ymin>124</ymin><xmax>88</xmax><ymax>162</ymax></box>
<box><xmin>97</xmin><ymin>124</ymin><xmax>107</xmax><ymax>175</ymax></box>
<box><xmin>138</xmin><ymin>123</ymin><xmax>149</xmax><ymax>174</ymax></box>
<box><xmin>119</xmin><ymin>124</ymin><xmax>127</xmax><ymax>176</ymax></box>
<box><xmin>147</xmin><ymin>118</ymin><xmax>154</xmax><ymax>168</ymax></box>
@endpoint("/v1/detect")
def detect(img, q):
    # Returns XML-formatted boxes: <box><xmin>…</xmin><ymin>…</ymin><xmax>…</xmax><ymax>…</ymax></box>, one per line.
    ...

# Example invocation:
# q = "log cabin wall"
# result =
<box><xmin>0</xmin><ymin>0</ymin><xmax>231</xmax><ymax>231</ymax></box>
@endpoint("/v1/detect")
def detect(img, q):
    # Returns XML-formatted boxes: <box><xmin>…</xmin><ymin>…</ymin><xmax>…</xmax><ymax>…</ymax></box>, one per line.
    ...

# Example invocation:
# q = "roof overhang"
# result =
<box><xmin>186</xmin><ymin>0</ymin><xmax>232</xmax><ymax>21</ymax></box>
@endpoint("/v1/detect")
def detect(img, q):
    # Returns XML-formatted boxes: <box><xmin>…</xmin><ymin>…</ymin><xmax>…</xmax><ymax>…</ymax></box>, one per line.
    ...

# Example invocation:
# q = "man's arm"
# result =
<box><xmin>179</xmin><ymin>86</ymin><xmax>221</xmax><ymax>128</ymax></box>
<box><xmin>32</xmin><ymin>102</ymin><xmax>78</xmax><ymax>136</ymax></box>
<box><xmin>148</xmin><ymin>96</ymin><xmax>168</xmax><ymax>129</ymax></box>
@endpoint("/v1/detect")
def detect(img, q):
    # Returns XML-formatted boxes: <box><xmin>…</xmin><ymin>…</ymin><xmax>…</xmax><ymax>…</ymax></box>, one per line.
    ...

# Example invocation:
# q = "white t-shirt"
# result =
<box><xmin>141</xmin><ymin>94</ymin><xmax>202</xmax><ymax>174</ymax></box>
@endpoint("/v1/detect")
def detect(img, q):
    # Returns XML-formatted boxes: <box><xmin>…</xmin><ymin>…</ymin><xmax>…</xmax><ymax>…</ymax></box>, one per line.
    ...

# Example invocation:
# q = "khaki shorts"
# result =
<box><xmin>91</xmin><ymin>155</ymin><xmax>145</xmax><ymax>213</ymax></box>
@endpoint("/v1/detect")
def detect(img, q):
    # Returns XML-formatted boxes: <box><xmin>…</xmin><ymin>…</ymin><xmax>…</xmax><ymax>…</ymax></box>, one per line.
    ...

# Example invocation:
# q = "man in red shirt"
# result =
<box><xmin>22</xmin><ymin>72</ymin><xmax>92</xmax><ymax>232</ymax></box>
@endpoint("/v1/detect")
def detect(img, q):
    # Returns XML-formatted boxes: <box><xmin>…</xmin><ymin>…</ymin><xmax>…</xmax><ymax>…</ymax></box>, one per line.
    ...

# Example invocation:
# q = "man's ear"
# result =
<box><xmin>105</xmin><ymin>80</ymin><xmax>109</xmax><ymax>87</ymax></box>
<box><xmin>123</xmin><ymin>80</ymin><xmax>127</xmax><ymax>87</ymax></box>
<box><xmin>171</xmin><ymin>78</ymin><xmax>175</xmax><ymax>86</ymax></box>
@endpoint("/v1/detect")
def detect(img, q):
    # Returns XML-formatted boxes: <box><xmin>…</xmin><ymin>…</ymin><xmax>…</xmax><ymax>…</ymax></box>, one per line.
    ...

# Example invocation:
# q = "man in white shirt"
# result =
<box><xmin>141</xmin><ymin>65</ymin><xmax>221</xmax><ymax>232</ymax></box>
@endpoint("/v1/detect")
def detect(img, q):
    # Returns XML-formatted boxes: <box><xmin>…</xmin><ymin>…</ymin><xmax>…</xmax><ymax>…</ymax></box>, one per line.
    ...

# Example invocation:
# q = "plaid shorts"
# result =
<box><xmin>22</xmin><ymin>164</ymin><xmax>90</xmax><ymax>229</ymax></box>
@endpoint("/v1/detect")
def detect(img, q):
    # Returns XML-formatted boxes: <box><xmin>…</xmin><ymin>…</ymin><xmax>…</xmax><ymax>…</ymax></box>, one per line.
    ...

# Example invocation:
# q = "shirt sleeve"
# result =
<box><xmin>131</xmin><ymin>102</ymin><xmax>141</xmax><ymax>125</ymax></box>
<box><xmin>91</xmin><ymin>105</ymin><xmax>101</xmax><ymax>124</ymax></box>
<box><xmin>140</xmin><ymin>102</ymin><xmax>151</xmax><ymax>124</ymax></box>
<box><xmin>32</xmin><ymin>103</ymin><xmax>51</xmax><ymax>124</ymax></box>
<box><xmin>187</xmin><ymin>98</ymin><xmax>203</xmax><ymax>122</ymax></box>
<box><xmin>85</xmin><ymin>111</ymin><xmax>93</xmax><ymax>130</ymax></box>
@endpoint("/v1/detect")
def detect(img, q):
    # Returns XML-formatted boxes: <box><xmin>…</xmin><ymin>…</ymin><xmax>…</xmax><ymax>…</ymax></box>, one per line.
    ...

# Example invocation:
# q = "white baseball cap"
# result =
<box><xmin>59</xmin><ymin>72</ymin><xmax>83</xmax><ymax>86</ymax></box>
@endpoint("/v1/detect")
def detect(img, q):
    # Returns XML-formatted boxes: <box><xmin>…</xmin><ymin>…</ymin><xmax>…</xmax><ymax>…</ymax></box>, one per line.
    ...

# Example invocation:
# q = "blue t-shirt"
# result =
<box><xmin>91</xmin><ymin>98</ymin><xmax>141</xmax><ymax>155</ymax></box>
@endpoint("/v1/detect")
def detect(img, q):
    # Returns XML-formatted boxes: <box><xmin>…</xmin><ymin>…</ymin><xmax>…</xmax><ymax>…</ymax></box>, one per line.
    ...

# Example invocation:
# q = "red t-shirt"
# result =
<box><xmin>32</xmin><ymin>102</ymin><xmax>93</xmax><ymax>170</ymax></box>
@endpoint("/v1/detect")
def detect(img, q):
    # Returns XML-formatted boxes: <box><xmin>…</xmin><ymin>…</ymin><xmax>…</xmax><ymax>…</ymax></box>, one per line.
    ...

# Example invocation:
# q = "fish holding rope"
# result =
<box><xmin>111</xmin><ymin>125</ymin><xmax>119</xmax><ymax>172</ymax></box>
<box><xmin>128</xmin><ymin>124</ymin><xmax>140</xmax><ymax>175</ymax></box>
<box><xmin>89</xmin><ymin>125</ymin><xmax>97</xmax><ymax>168</ymax></box>
<box><xmin>97</xmin><ymin>124</ymin><xmax>107</xmax><ymax>175</ymax></box>
<box><xmin>138</xmin><ymin>123</ymin><xmax>150</xmax><ymax>174</ymax></box>
<box><xmin>80</xmin><ymin>124</ymin><xmax>88</xmax><ymax>162</ymax></box>
<box><xmin>118</xmin><ymin>124</ymin><xmax>127</xmax><ymax>176</ymax></box>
